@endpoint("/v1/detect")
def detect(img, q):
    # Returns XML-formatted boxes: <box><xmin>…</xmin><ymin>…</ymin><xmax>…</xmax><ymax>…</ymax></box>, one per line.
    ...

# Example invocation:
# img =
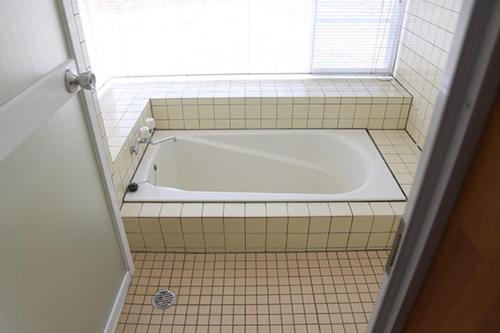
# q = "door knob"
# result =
<box><xmin>65</xmin><ymin>70</ymin><xmax>96</xmax><ymax>93</ymax></box>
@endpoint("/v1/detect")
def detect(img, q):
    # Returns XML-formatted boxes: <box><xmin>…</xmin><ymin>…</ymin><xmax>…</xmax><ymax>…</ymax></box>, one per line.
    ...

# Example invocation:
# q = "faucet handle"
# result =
<box><xmin>145</xmin><ymin>118</ymin><xmax>156</xmax><ymax>131</ymax></box>
<box><xmin>139</xmin><ymin>126</ymin><xmax>151</xmax><ymax>140</ymax></box>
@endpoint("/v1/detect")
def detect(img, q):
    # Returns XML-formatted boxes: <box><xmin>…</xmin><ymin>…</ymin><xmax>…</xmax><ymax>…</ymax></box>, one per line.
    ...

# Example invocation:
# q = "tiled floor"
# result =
<box><xmin>116</xmin><ymin>250</ymin><xmax>388</xmax><ymax>333</ymax></box>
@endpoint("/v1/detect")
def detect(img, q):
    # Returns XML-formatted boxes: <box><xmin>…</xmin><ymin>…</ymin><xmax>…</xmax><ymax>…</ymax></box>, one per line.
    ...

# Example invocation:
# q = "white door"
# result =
<box><xmin>0</xmin><ymin>1</ymin><xmax>131</xmax><ymax>332</ymax></box>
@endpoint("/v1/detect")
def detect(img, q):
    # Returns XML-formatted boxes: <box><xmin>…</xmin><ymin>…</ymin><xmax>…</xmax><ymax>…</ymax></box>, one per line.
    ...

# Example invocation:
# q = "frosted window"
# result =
<box><xmin>79</xmin><ymin>0</ymin><xmax>404</xmax><ymax>77</ymax></box>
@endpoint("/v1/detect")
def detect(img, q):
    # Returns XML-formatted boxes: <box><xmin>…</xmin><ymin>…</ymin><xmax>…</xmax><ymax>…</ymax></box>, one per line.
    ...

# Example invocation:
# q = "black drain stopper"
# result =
<box><xmin>127</xmin><ymin>182</ymin><xmax>139</xmax><ymax>192</ymax></box>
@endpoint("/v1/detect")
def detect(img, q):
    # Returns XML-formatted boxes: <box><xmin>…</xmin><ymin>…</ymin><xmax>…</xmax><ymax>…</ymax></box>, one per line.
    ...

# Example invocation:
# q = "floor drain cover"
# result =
<box><xmin>152</xmin><ymin>289</ymin><xmax>176</xmax><ymax>310</ymax></box>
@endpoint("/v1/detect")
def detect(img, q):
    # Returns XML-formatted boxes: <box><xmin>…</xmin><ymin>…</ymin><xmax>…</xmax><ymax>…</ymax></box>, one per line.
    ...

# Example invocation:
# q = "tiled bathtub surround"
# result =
<box><xmin>369</xmin><ymin>130</ymin><xmax>421</xmax><ymax>196</ymax></box>
<box><xmin>99</xmin><ymin>87</ymin><xmax>151</xmax><ymax>159</ymax></box>
<box><xmin>110</xmin><ymin>103</ymin><xmax>153</xmax><ymax>203</ymax></box>
<box><xmin>122</xmin><ymin>202</ymin><xmax>404</xmax><ymax>253</ymax></box>
<box><xmin>148</xmin><ymin>78</ymin><xmax>412</xmax><ymax>131</ymax></box>
<box><xmin>116</xmin><ymin>250</ymin><xmax>388</xmax><ymax>333</ymax></box>
<box><xmin>98</xmin><ymin>77</ymin><xmax>412</xmax><ymax>205</ymax></box>
<box><xmin>120</xmin><ymin>129</ymin><xmax>420</xmax><ymax>253</ymax></box>
<box><xmin>99</xmin><ymin>77</ymin><xmax>412</xmax><ymax>149</ymax></box>
<box><xmin>394</xmin><ymin>0</ymin><xmax>463</xmax><ymax>147</ymax></box>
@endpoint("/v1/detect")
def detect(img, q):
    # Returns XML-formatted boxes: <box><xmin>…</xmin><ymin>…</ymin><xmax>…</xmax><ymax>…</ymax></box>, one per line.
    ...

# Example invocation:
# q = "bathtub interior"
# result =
<box><xmin>126</xmin><ymin>129</ymin><xmax>406</xmax><ymax>202</ymax></box>
<box><xmin>150</xmin><ymin>132</ymin><xmax>369</xmax><ymax>194</ymax></box>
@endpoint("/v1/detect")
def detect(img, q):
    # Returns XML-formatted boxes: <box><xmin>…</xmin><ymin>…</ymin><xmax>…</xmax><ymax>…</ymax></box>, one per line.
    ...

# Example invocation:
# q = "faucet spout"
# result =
<box><xmin>150</xmin><ymin>136</ymin><xmax>177</xmax><ymax>145</ymax></box>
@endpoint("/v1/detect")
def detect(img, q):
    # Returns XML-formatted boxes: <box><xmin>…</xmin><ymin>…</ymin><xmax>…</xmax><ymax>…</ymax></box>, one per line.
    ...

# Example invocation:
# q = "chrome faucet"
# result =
<box><xmin>129</xmin><ymin>118</ymin><xmax>176</xmax><ymax>154</ymax></box>
<box><xmin>129</xmin><ymin>132</ymin><xmax>149</xmax><ymax>155</ymax></box>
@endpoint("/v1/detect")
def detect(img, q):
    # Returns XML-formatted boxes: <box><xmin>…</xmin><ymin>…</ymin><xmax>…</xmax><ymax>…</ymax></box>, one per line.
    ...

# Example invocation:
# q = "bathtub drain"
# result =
<box><xmin>152</xmin><ymin>289</ymin><xmax>176</xmax><ymax>310</ymax></box>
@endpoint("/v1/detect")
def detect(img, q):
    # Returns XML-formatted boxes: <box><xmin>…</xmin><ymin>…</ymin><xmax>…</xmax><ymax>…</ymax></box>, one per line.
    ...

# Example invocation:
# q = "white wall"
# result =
<box><xmin>395</xmin><ymin>0</ymin><xmax>464</xmax><ymax>147</ymax></box>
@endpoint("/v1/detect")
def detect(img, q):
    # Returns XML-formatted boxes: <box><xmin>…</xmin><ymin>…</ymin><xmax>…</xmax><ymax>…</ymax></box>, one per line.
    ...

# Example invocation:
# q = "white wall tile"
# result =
<box><xmin>394</xmin><ymin>0</ymin><xmax>463</xmax><ymax>146</ymax></box>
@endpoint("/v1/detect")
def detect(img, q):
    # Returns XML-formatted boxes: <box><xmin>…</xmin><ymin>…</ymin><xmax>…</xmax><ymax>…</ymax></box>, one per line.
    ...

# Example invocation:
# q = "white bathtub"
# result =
<box><xmin>125</xmin><ymin>129</ymin><xmax>405</xmax><ymax>202</ymax></box>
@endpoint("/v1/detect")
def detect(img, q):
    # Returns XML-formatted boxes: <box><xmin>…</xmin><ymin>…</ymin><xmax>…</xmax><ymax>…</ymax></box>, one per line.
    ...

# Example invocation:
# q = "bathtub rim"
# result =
<box><xmin>125</xmin><ymin>129</ymin><xmax>407</xmax><ymax>202</ymax></box>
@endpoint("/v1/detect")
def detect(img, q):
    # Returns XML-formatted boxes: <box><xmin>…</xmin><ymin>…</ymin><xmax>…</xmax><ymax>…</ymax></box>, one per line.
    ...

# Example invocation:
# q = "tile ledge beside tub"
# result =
<box><xmin>100</xmin><ymin>77</ymin><xmax>412</xmax><ymax>161</ymax></box>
